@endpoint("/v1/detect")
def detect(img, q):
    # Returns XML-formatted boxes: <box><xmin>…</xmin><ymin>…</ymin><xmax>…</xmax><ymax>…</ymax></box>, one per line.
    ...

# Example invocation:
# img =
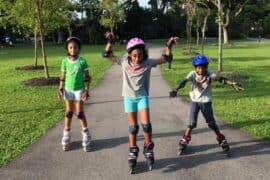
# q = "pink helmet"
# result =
<box><xmin>126</xmin><ymin>37</ymin><xmax>145</xmax><ymax>52</ymax></box>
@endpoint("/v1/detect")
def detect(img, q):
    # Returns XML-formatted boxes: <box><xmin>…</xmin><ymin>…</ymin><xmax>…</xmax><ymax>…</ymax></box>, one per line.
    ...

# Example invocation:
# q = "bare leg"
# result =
<box><xmin>139</xmin><ymin>108</ymin><xmax>151</xmax><ymax>144</ymax></box>
<box><xmin>127</xmin><ymin>112</ymin><xmax>138</xmax><ymax>147</ymax></box>
<box><xmin>64</xmin><ymin>100</ymin><xmax>74</xmax><ymax>129</ymax></box>
<box><xmin>75</xmin><ymin>101</ymin><xmax>88</xmax><ymax>128</ymax></box>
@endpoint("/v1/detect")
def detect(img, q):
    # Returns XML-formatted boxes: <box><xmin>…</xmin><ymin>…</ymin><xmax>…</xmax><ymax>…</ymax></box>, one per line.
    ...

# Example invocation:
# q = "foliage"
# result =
<box><xmin>100</xmin><ymin>0</ymin><xmax>125</xmax><ymax>33</ymax></box>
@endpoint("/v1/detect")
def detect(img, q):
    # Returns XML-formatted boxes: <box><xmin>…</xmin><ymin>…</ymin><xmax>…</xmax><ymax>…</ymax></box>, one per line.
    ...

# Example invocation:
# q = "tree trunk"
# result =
<box><xmin>36</xmin><ymin>0</ymin><xmax>49</xmax><ymax>78</ymax></box>
<box><xmin>57</xmin><ymin>29</ymin><xmax>64</xmax><ymax>44</ymax></box>
<box><xmin>34</xmin><ymin>29</ymin><xmax>38</xmax><ymax>67</ymax></box>
<box><xmin>196</xmin><ymin>27</ymin><xmax>200</xmax><ymax>48</ymax></box>
<box><xmin>223</xmin><ymin>26</ymin><xmax>229</xmax><ymax>44</ymax></box>
<box><xmin>67</xmin><ymin>26</ymin><xmax>72</xmax><ymax>37</ymax></box>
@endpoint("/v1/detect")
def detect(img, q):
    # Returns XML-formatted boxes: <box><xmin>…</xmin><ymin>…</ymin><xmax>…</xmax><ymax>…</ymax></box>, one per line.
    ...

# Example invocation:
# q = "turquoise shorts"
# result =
<box><xmin>124</xmin><ymin>96</ymin><xmax>149</xmax><ymax>113</ymax></box>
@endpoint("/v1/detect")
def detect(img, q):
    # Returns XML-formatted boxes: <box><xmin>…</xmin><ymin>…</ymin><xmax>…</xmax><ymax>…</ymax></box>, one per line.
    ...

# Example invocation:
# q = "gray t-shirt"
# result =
<box><xmin>116</xmin><ymin>55</ymin><xmax>158</xmax><ymax>97</ymax></box>
<box><xmin>186</xmin><ymin>70</ymin><xmax>217</xmax><ymax>102</ymax></box>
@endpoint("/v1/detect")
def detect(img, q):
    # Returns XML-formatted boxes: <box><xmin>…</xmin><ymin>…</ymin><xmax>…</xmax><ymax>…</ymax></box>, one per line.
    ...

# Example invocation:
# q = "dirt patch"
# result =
<box><xmin>24</xmin><ymin>77</ymin><xmax>59</xmax><ymax>86</ymax></box>
<box><xmin>16</xmin><ymin>65</ymin><xmax>44</xmax><ymax>70</ymax></box>
<box><xmin>217</xmin><ymin>71</ymin><xmax>247</xmax><ymax>81</ymax></box>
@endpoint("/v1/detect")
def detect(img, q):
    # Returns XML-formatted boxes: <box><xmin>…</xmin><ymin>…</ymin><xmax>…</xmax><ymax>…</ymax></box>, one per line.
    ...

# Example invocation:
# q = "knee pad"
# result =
<box><xmin>129</xmin><ymin>125</ymin><xmax>139</xmax><ymax>135</ymax></box>
<box><xmin>188</xmin><ymin>122</ymin><xmax>197</xmax><ymax>129</ymax></box>
<box><xmin>77</xmin><ymin>111</ymin><xmax>86</xmax><ymax>120</ymax></box>
<box><xmin>208</xmin><ymin>122</ymin><xmax>219</xmax><ymax>131</ymax></box>
<box><xmin>141</xmin><ymin>123</ymin><xmax>152</xmax><ymax>133</ymax></box>
<box><xmin>65</xmin><ymin>111</ymin><xmax>73</xmax><ymax>118</ymax></box>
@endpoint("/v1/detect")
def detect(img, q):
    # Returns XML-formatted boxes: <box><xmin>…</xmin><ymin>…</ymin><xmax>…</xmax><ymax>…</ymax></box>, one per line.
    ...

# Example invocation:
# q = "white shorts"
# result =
<box><xmin>64</xmin><ymin>89</ymin><xmax>83</xmax><ymax>101</ymax></box>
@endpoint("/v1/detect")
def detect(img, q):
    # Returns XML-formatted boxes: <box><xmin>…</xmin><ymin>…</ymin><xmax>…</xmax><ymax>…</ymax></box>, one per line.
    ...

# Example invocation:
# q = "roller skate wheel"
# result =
<box><xmin>148</xmin><ymin>165</ymin><xmax>153</xmax><ymax>171</ymax></box>
<box><xmin>62</xmin><ymin>144</ymin><xmax>70</xmax><ymax>151</ymax></box>
<box><xmin>129</xmin><ymin>167</ymin><xmax>135</xmax><ymax>174</ymax></box>
<box><xmin>83</xmin><ymin>145</ymin><xmax>91</xmax><ymax>152</ymax></box>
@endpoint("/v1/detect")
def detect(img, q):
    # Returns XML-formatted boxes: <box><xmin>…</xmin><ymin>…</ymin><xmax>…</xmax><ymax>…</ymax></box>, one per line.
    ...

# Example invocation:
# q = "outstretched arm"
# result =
<box><xmin>156</xmin><ymin>37</ymin><xmax>179</xmax><ymax>65</ymax></box>
<box><xmin>102</xmin><ymin>32</ymin><xmax>118</xmax><ymax>62</ymax></box>
<box><xmin>169</xmin><ymin>79</ymin><xmax>188</xmax><ymax>97</ymax></box>
<box><xmin>216</xmin><ymin>76</ymin><xmax>244</xmax><ymax>91</ymax></box>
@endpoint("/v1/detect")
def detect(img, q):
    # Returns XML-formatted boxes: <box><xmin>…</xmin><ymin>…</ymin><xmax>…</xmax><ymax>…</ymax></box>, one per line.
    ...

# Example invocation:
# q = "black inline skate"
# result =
<box><xmin>128</xmin><ymin>146</ymin><xmax>139</xmax><ymax>174</ymax></box>
<box><xmin>178</xmin><ymin>135</ymin><xmax>191</xmax><ymax>156</ymax></box>
<box><xmin>217</xmin><ymin>134</ymin><xmax>230</xmax><ymax>155</ymax></box>
<box><xmin>143</xmin><ymin>142</ymin><xmax>155</xmax><ymax>171</ymax></box>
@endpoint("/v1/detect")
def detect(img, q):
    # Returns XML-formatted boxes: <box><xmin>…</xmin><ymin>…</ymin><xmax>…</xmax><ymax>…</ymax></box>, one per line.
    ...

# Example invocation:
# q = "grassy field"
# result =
<box><xmin>0</xmin><ymin>44</ymin><xmax>124</xmax><ymax>166</ymax></box>
<box><xmin>162</xmin><ymin>40</ymin><xmax>270</xmax><ymax>142</ymax></box>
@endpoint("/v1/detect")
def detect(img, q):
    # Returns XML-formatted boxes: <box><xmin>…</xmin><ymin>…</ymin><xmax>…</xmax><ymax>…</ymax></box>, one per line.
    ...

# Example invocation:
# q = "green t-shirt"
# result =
<box><xmin>61</xmin><ymin>56</ymin><xmax>89</xmax><ymax>90</ymax></box>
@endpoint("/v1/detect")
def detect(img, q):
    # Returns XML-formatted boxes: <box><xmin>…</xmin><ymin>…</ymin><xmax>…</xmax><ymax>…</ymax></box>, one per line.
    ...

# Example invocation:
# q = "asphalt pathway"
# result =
<box><xmin>1</xmin><ymin>47</ymin><xmax>270</xmax><ymax>180</ymax></box>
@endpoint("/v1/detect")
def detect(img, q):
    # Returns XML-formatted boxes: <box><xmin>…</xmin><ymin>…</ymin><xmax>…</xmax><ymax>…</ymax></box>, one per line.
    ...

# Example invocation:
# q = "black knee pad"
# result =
<box><xmin>129</xmin><ymin>125</ymin><xmax>139</xmax><ymax>135</ymax></box>
<box><xmin>77</xmin><ymin>111</ymin><xmax>86</xmax><ymax>120</ymax></box>
<box><xmin>65</xmin><ymin>111</ymin><xmax>73</xmax><ymax>118</ymax></box>
<box><xmin>188</xmin><ymin>122</ymin><xmax>197</xmax><ymax>129</ymax></box>
<box><xmin>208</xmin><ymin>122</ymin><xmax>219</xmax><ymax>131</ymax></box>
<box><xmin>141</xmin><ymin>123</ymin><xmax>152</xmax><ymax>133</ymax></box>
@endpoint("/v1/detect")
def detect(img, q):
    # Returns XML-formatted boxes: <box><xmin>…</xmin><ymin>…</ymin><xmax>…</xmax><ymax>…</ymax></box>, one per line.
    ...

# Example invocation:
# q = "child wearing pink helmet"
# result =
<box><xmin>102</xmin><ymin>32</ymin><xmax>178</xmax><ymax>173</ymax></box>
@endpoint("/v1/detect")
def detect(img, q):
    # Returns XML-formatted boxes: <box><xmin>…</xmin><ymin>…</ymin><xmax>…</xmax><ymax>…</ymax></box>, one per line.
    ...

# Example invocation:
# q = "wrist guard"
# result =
<box><xmin>102</xmin><ymin>50</ymin><xmax>113</xmax><ymax>58</ymax></box>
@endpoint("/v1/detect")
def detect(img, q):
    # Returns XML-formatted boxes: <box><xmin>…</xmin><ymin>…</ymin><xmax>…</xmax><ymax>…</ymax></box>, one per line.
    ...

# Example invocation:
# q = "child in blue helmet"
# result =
<box><xmin>169</xmin><ymin>54</ymin><xmax>244</xmax><ymax>154</ymax></box>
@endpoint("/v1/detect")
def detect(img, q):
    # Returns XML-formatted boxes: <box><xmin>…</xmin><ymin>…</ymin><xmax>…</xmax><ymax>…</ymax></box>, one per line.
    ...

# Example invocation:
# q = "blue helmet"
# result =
<box><xmin>192</xmin><ymin>55</ymin><xmax>209</xmax><ymax>66</ymax></box>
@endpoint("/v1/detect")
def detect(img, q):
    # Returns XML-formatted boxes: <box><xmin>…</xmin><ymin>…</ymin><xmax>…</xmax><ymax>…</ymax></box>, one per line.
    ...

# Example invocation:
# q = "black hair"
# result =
<box><xmin>127</xmin><ymin>44</ymin><xmax>148</xmax><ymax>63</ymax></box>
<box><xmin>65</xmin><ymin>37</ymin><xmax>81</xmax><ymax>50</ymax></box>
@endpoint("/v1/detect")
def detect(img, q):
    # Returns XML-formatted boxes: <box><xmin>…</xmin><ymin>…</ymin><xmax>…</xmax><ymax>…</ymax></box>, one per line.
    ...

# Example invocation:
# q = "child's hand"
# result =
<box><xmin>58</xmin><ymin>88</ymin><xmax>64</xmax><ymax>99</ymax></box>
<box><xmin>166</xmin><ymin>37</ymin><xmax>179</xmax><ymax>48</ymax></box>
<box><xmin>104</xmin><ymin>31</ymin><xmax>115</xmax><ymax>44</ymax></box>
<box><xmin>232</xmin><ymin>82</ymin><xmax>244</xmax><ymax>91</ymax></box>
<box><xmin>82</xmin><ymin>90</ymin><xmax>90</xmax><ymax>101</ymax></box>
<box><xmin>169</xmin><ymin>89</ymin><xmax>178</xmax><ymax>97</ymax></box>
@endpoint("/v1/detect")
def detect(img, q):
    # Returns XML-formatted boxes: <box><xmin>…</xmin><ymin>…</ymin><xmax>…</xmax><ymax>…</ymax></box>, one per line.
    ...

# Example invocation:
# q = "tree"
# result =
<box><xmin>2</xmin><ymin>0</ymin><xmax>68</xmax><ymax>78</ymax></box>
<box><xmin>100</xmin><ymin>0</ymin><xmax>125</xmax><ymax>34</ymax></box>
<box><xmin>193</xmin><ymin>5</ymin><xmax>211</xmax><ymax>53</ymax></box>
<box><xmin>209</xmin><ymin>0</ymin><xmax>249</xmax><ymax>44</ymax></box>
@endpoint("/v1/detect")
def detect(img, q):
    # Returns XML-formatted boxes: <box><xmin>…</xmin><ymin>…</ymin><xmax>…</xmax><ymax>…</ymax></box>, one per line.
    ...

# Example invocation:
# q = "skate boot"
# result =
<box><xmin>178</xmin><ymin>135</ymin><xmax>191</xmax><ymax>155</ymax></box>
<box><xmin>61</xmin><ymin>129</ymin><xmax>71</xmax><ymax>151</ymax></box>
<box><xmin>217</xmin><ymin>134</ymin><xmax>230</xmax><ymax>152</ymax></box>
<box><xmin>128</xmin><ymin>146</ymin><xmax>139</xmax><ymax>174</ymax></box>
<box><xmin>82</xmin><ymin>128</ymin><xmax>91</xmax><ymax>152</ymax></box>
<box><xmin>143</xmin><ymin>141</ymin><xmax>155</xmax><ymax>171</ymax></box>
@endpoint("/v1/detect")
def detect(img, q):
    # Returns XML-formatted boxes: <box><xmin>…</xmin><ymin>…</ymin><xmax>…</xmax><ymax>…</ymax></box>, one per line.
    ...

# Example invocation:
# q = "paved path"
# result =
<box><xmin>1</xmin><ymin>47</ymin><xmax>270</xmax><ymax>180</ymax></box>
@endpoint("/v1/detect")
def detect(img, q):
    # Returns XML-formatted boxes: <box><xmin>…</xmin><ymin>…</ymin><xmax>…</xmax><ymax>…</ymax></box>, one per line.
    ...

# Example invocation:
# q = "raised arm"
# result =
<box><xmin>156</xmin><ymin>37</ymin><xmax>179</xmax><ymax>67</ymax></box>
<box><xmin>102</xmin><ymin>32</ymin><xmax>118</xmax><ymax>62</ymax></box>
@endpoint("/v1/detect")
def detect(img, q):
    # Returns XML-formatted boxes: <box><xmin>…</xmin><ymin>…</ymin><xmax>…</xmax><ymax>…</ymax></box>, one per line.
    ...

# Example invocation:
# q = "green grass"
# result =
<box><xmin>0</xmin><ymin>44</ymin><xmax>124</xmax><ymax>166</ymax></box>
<box><xmin>162</xmin><ymin>40</ymin><xmax>270</xmax><ymax>142</ymax></box>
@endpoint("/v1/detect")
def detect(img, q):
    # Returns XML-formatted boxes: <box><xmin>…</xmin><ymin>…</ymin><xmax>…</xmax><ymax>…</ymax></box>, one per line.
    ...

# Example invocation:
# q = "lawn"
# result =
<box><xmin>162</xmin><ymin>40</ymin><xmax>270</xmax><ymax>142</ymax></box>
<box><xmin>0</xmin><ymin>44</ymin><xmax>123</xmax><ymax>166</ymax></box>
